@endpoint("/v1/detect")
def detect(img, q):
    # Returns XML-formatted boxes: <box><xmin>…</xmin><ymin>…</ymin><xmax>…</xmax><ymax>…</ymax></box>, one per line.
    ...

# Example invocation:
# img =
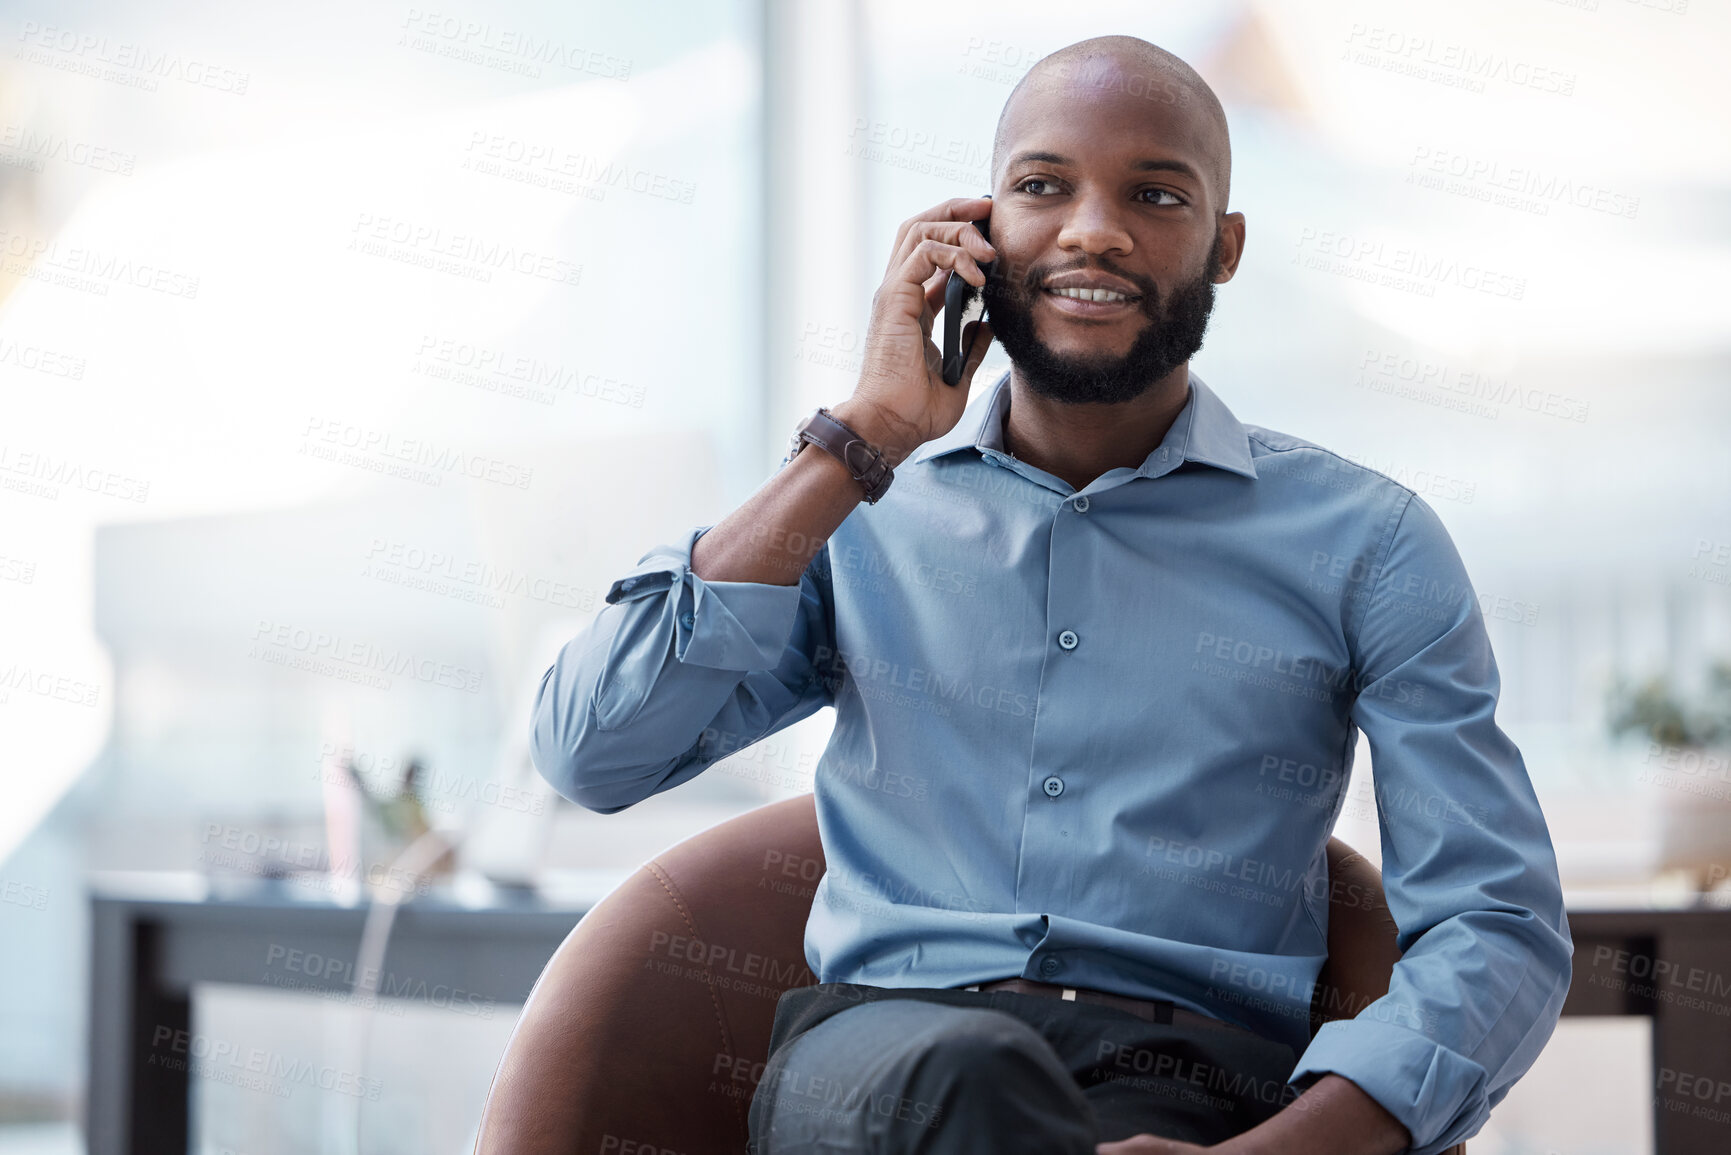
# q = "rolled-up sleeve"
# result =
<box><xmin>530</xmin><ymin>524</ymin><xmax>835</xmax><ymax>813</ymax></box>
<box><xmin>1287</xmin><ymin>493</ymin><xmax>1574</xmax><ymax>1154</ymax></box>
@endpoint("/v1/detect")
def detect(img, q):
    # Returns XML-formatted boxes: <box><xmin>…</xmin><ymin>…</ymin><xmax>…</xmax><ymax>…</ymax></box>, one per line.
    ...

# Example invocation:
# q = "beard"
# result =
<box><xmin>980</xmin><ymin>236</ymin><xmax>1224</xmax><ymax>406</ymax></box>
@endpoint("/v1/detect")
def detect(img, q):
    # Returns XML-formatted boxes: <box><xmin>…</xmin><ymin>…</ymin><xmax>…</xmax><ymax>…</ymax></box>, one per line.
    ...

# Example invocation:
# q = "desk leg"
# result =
<box><xmin>88</xmin><ymin>910</ymin><xmax>191</xmax><ymax>1155</ymax></box>
<box><xmin>1651</xmin><ymin>934</ymin><xmax>1731</xmax><ymax>1155</ymax></box>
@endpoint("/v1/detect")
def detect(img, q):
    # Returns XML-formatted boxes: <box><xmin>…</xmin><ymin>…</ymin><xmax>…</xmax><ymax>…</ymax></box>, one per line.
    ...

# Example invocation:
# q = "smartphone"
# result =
<box><xmin>941</xmin><ymin>197</ymin><xmax>992</xmax><ymax>386</ymax></box>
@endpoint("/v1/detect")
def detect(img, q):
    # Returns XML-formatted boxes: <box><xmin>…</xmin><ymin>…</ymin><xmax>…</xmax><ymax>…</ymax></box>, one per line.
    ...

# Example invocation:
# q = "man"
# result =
<box><xmin>530</xmin><ymin>35</ymin><xmax>1572</xmax><ymax>1155</ymax></box>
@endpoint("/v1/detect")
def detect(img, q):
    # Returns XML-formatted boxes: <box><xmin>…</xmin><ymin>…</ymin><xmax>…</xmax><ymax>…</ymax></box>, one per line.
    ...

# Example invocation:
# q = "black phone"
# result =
<box><xmin>941</xmin><ymin>197</ymin><xmax>992</xmax><ymax>386</ymax></box>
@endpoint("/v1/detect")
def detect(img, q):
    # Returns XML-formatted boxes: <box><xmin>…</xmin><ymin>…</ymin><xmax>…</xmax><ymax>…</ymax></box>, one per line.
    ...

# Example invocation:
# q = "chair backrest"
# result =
<box><xmin>475</xmin><ymin>793</ymin><xmax>1456</xmax><ymax>1155</ymax></box>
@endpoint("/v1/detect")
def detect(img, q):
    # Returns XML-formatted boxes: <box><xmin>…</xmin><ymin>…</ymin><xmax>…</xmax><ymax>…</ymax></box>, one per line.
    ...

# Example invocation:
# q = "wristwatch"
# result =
<box><xmin>786</xmin><ymin>407</ymin><xmax>895</xmax><ymax>504</ymax></box>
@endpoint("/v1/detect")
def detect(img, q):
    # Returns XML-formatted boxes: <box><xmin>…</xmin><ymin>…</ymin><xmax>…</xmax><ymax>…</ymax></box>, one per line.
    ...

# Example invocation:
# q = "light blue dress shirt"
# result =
<box><xmin>531</xmin><ymin>370</ymin><xmax>1573</xmax><ymax>1155</ymax></box>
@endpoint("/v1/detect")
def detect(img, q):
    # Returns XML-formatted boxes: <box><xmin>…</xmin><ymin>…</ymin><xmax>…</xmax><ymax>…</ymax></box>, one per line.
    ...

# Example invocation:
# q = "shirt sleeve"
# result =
<box><xmin>1286</xmin><ymin>492</ymin><xmax>1574</xmax><ymax>1155</ymax></box>
<box><xmin>529</xmin><ymin>522</ymin><xmax>836</xmax><ymax>813</ymax></box>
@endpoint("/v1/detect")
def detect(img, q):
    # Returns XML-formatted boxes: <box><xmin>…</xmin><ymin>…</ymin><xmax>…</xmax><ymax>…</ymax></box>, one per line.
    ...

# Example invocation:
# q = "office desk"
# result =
<box><xmin>85</xmin><ymin>872</ymin><xmax>607</xmax><ymax>1155</ymax></box>
<box><xmin>86</xmin><ymin>877</ymin><xmax>1731</xmax><ymax>1155</ymax></box>
<box><xmin>1563</xmin><ymin>903</ymin><xmax>1731</xmax><ymax>1154</ymax></box>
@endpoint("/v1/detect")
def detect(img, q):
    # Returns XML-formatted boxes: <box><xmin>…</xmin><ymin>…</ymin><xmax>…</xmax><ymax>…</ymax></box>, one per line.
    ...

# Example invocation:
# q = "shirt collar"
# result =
<box><xmin>909</xmin><ymin>369</ymin><xmax>1259</xmax><ymax>480</ymax></box>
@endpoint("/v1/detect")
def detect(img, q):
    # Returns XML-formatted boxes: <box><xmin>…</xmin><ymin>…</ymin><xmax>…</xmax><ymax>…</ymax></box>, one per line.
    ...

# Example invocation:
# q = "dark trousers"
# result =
<box><xmin>746</xmin><ymin>982</ymin><xmax>1300</xmax><ymax>1154</ymax></box>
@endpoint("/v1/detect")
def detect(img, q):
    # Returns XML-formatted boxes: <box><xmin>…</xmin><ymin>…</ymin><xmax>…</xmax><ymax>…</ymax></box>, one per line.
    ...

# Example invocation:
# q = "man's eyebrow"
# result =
<box><xmin>1005</xmin><ymin>150</ymin><xmax>1072</xmax><ymax>169</ymax></box>
<box><xmin>1133</xmin><ymin>158</ymin><xmax>1202</xmax><ymax>182</ymax></box>
<box><xmin>1005</xmin><ymin>151</ymin><xmax>1204</xmax><ymax>184</ymax></box>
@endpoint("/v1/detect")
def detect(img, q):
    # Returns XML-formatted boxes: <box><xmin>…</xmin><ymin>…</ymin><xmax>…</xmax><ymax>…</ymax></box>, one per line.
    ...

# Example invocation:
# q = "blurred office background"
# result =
<box><xmin>0</xmin><ymin>0</ymin><xmax>1727</xmax><ymax>1152</ymax></box>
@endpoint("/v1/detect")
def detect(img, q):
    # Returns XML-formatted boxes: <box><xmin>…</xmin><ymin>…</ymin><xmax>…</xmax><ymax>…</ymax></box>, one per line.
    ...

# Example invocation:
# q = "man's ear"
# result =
<box><xmin>1213</xmin><ymin>212</ymin><xmax>1247</xmax><ymax>283</ymax></box>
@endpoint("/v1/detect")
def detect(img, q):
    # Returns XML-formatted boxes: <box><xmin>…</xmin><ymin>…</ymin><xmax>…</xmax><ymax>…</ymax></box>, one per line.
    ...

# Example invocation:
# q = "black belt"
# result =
<box><xmin>962</xmin><ymin>977</ymin><xmax>1252</xmax><ymax>1035</ymax></box>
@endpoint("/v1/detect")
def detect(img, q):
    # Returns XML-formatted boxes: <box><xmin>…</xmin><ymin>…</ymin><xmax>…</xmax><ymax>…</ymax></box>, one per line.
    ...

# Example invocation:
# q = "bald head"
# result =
<box><xmin>991</xmin><ymin>36</ymin><xmax>1232</xmax><ymax>211</ymax></box>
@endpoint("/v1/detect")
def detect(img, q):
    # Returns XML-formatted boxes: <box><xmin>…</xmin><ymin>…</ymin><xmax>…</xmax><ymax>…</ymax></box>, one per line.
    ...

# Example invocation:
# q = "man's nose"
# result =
<box><xmin>1055</xmin><ymin>195</ymin><xmax>1133</xmax><ymax>257</ymax></box>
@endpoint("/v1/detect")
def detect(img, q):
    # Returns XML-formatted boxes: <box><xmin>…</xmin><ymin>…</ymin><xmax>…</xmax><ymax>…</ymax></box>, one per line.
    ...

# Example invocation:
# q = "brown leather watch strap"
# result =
<box><xmin>787</xmin><ymin>407</ymin><xmax>895</xmax><ymax>504</ymax></box>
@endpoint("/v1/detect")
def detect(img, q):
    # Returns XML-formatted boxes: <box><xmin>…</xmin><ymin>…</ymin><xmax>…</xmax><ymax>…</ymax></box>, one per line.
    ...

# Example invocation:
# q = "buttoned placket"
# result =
<box><xmin>976</xmin><ymin>437</ymin><xmax>1190</xmax><ymax>979</ymax></box>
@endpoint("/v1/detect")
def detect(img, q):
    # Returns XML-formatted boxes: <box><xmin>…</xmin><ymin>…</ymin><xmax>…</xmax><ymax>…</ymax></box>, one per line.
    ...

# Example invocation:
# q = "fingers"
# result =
<box><xmin>897</xmin><ymin>237</ymin><xmax>988</xmax><ymax>293</ymax></box>
<box><xmin>921</xmin><ymin>268</ymin><xmax>950</xmax><ymax>315</ymax></box>
<box><xmin>890</xmin><ymin>218</ymin><xmax>997</xmax><ymax>279</ymax></box>
<box><xmin>889</xmin><ymin>197</ymin><xmax>992</xmax><ymax>266</ymax></box>
<box><xmin>921</xmin><ymin>267</ymin><xmax>948</xmax><ymax>309</ymax></box>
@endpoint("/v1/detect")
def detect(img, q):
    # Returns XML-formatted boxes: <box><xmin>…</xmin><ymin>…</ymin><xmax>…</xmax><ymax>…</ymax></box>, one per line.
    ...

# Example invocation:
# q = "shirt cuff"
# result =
<box><xmin>1289</xmin><ymin>1018</ymin><xmax>1490</xmax><ymax>1155</ymax></box>
<box><xmin>604</xmin><ymin>526</ymin><xmax>808</xmax><ymax>673</ymax></box>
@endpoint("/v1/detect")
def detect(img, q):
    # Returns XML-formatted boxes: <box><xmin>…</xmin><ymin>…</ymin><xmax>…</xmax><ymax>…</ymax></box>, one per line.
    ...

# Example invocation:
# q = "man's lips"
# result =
<box><xmin>1039</xmin><ymin>285</ymin><xmax>1143</xmax><ymax>318</ymax></box>
<box><xmin>1035</xmin><ymin>270</ymin><xmax>1146</xmax><ymax>318</ymax></box>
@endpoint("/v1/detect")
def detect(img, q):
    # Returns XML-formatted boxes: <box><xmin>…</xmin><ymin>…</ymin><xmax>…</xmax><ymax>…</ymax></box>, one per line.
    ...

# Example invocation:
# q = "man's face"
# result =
<box><xmin>981</xmin><ymin>59</ymin><xmax>1242</xmax><ymax>405</ymax></box>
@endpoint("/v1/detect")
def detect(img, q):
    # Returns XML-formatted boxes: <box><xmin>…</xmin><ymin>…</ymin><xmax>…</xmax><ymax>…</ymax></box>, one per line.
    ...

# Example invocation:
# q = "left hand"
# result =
<box><xmin>1096</xmin><ymin>1137</ymin><xmax>1213</xmax><ymax>1154</ymax></box>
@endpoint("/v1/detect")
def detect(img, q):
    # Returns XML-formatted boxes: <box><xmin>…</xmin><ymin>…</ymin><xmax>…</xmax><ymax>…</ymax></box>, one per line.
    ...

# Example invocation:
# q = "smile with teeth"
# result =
<box><xmin>1047</xmin><ymin>286</ymin><xmax>1135</xmax><ymax>303</ymax></box>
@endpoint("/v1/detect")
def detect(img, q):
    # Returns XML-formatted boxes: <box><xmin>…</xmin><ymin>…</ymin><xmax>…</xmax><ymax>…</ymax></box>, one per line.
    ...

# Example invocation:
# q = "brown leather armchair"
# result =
<box><xmin>475</xmin><ymin>794</ymin><xmax>1463</xmax><ymax>1155</ymax></box>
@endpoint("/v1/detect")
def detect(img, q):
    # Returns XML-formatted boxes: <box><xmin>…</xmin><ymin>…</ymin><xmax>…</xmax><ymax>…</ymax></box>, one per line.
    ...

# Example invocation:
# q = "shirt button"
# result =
<box><xmin>1057</xmin><ymin>629</ymin><xmax>1079</xmax><ymax>651</ymax></box>
<box><xmin>1042</xmin><ymin>775</ymin><xmax>1065</xmax><ymax>797</ymax></box>
<box><xmin>1072</xmin><ymin>495</ymin><xmax>1089</xmax><ymax>513</ymax></box>
<box><xmin>1039</xmin><ymin>956</ymin><xmax>1062</xmax><ymax>978</ymax></box>
<box><xmin>679</xmin><ymin>610</ymin><xmax>695</xmax><ymax>629</ymax></box>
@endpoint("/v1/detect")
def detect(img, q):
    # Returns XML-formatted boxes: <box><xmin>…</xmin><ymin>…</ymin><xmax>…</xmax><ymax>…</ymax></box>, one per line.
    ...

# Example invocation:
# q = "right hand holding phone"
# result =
<box><xmin>833</xmin><ymin>197</ymin><xmax>997</xmax><ymax>467</ymax></box>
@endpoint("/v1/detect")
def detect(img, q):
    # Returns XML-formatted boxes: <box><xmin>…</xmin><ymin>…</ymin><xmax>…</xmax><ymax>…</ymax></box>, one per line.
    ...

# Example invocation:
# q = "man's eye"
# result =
<box><xmin>1140</xmin><ymin>189</ymin><xmax>1183</xmax><ymax>206</ymax></box>
<box><xmin>1017</xmin><ymin>178</ymin><xmax>1059</xmax><ymax>195</ymax></box>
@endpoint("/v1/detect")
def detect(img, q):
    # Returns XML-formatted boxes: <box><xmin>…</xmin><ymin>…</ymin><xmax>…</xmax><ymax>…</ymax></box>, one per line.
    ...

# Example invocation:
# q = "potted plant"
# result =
<box><xmin>1607</xmin><ymin>661</ymin><xmax>1731</xmax><ymax>893</ymax></box>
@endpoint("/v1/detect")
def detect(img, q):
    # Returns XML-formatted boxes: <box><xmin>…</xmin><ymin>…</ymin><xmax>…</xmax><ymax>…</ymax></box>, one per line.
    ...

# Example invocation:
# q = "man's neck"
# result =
<box><xmin>1001</xmin><ymin>364</ymin><xmax>1193</xmax><ymax>493</ymax></box>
